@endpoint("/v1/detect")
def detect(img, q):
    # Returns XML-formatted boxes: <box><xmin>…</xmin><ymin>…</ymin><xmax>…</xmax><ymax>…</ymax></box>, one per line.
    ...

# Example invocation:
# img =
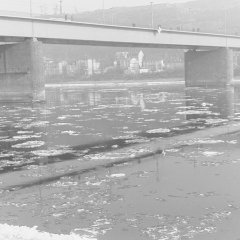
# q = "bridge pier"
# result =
<box><xmin>185</xmin><ymin>48</ymin><xmax>233</xmax><ymax>87</ymax></box>
<box><xmin>0</xmin><ymin>39</ymin><xmax>45</xmax><ymax>102</ymax></box>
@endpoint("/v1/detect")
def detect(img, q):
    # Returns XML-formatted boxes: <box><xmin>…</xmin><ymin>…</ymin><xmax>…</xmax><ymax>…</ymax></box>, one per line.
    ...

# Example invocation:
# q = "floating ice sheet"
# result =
<box><xmin>0</xmin><ymin>224</ymin><xmax>95</xmax><ymax>240</ymax></box>
<box><xmin>12</xmin><ymin>141</ymin><xmax>45</xmax><ymax>149</ymax></box>
<box><xmin>146</xmin><ymin>128</ymin><xmax>171</xmax><ymax>134</ymax></box>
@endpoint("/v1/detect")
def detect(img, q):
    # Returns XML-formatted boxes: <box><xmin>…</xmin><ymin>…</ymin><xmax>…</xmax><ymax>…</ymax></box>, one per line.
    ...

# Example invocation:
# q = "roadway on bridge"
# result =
<box><xmin>0</xmin><ymin>15</ymin><xmax>239</xmax><ymax>49</ymax></box>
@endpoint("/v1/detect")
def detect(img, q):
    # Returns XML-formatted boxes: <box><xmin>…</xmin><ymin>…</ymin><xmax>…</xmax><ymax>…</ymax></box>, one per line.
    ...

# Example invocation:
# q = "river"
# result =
<box><xmin>0</xmin><ymin>81</ymin><xmax>240</xmax><ymax>240</ymax></box>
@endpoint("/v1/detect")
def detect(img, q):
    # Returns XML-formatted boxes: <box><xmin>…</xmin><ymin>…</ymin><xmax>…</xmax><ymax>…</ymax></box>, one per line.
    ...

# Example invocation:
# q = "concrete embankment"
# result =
<box><xmin>1</xmin><ymin>121</ymin><xmax>240</xmax><ymax>191</ymax></box>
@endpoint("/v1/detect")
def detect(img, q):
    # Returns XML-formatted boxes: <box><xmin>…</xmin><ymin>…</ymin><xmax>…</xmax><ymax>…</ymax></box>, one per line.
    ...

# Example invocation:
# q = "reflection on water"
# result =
<box><xmin>1</xmin><ymin>83</ymin><xmax>240</xmax><ymax>239</ymax></box>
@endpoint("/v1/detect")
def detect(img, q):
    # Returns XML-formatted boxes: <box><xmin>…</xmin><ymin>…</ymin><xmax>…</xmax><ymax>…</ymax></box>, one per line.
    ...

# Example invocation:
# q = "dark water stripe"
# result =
<box><xmin>0</xmin><ymin>120</ymin><xmax>229</xmax><ymax>175</ymax></box>
<box><xmin>2</xmin><ymin>120</ymin><xmax>240</xmax><ymax>192</ymax></box>
<box><xmin>3</xmin><ymin>149</ymin><xmax>163</xmax><ymax>192</ymax></box>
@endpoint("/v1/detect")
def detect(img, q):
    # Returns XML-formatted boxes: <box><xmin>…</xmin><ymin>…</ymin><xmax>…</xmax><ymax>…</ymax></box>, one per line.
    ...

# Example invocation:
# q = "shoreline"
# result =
<box><xmin>45</xmin><ymin>78</ymin><xmax>185</xmax><ymax>88</ymax></box>
<box><xmin>45</xmin><ymin>78</ymin><xmax>240</xmax><ymax>88</ymax></box>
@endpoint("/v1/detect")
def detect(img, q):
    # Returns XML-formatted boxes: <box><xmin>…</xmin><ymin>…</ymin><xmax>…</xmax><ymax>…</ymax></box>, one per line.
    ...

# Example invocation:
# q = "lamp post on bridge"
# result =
<box><xmin>29</xmin><ymin>0</ymin><xmax>33</xmax><ymax>17</ymax></box>
<box><xmin>223</xmin><ymin>1</ymin><xmax>240</xmax><ymax>43</ymax></box>
<box><xmin>102</xmin><ymin>0</ymin><xmax>105</xmax><ymax>23</ymax></box>
<box><xmin>150</xmin><ymin>2</ymin><xmax>154</xmax><ymax>28</ymax></box>
<box><xmin>224</xmin><ymin>10</ymin><xmax>227</xmax><ymax>35</ymax></box>
<box><xmin>59</xmin><ymin>0</ymin><xmax>63</xmax><ymax>15</ymax></box>
<box><xmin>29</xmin><ymin>0</ymin><xmax>35</xmax><ymax>38</ymax></box>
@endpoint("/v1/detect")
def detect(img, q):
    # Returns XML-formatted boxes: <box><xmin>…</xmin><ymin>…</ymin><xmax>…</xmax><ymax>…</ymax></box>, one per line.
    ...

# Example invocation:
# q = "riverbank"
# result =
<box><xmin>45</xmin><ymin>70</ymin><xmax>185</xmax><ymax>84</ymax></box>
<box><xmin>45</xmin><ymin>78</ymin><xmax>184</xmax><ymax>88</ymax></box>
<box><xmin>45</xmin><ymin>78</ymin><xmax>240</xmax><ymax>88</ymax></box>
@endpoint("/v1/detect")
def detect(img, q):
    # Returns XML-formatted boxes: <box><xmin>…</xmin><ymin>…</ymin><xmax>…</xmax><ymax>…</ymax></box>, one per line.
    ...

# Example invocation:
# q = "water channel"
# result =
<box><xmin>1</xmin><ymin>81</ymin><xmax>240</xmax><ymax>239</ymax></box>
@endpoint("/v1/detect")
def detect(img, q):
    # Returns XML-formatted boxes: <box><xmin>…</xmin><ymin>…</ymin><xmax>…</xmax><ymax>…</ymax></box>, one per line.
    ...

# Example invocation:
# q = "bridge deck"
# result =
<box><xmin>0</xmin><ymin>15</ymin><xmax>239</xmax><ymax>49</ymax></box>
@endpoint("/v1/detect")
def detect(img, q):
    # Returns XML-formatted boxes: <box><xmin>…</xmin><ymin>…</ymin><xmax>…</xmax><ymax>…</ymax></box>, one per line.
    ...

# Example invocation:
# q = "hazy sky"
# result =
<box><xmin>0</xmin><ymin>0</ymin><xmax>189</xmax><ymax>14</ymax></box>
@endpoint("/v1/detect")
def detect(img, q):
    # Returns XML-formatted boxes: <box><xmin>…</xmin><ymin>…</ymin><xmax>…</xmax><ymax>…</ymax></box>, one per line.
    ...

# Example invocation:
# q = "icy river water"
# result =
<box><xmin>1</xmin><ymin>82</ymin><xmax>240</xmax><ymax>240</ymax></box>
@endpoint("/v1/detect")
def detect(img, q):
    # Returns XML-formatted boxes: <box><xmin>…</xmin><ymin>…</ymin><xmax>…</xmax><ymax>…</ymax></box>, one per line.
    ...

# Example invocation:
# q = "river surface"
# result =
<box><xmin>1</xmin><ymin>81</ymin><xmax>240</xmax><ymax>239</ymax></box>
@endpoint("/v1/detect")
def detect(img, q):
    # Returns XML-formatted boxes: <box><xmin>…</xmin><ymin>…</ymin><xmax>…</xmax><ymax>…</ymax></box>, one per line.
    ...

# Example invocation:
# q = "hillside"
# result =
<box><xmin>67</xmin><ymin>0</ymin><xmax>240</xmax><ymax>34</ymax></box>
<box><xmin>43</xmin><ymin>0</ymin><xmax>240</xmax><ymax>62</ymax></box>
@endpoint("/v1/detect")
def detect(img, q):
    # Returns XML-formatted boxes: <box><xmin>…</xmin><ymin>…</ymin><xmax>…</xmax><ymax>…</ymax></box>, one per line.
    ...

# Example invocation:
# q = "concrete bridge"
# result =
<box><xmin>0</xmin><ymin>15</ymin><xmax>238</xmax><ymax>101</ymax></box>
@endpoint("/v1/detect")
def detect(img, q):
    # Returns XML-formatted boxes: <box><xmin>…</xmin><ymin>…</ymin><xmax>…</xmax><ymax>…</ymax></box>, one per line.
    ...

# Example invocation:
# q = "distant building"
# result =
<box><xmin>138</xmin><ymin>50</ymin><xmax>144</xmax><ymax>68</ymax></box>
<box><xmin>44</xmin><ymin>58</ymin><xmax>89</xmax><ymax>77</ymax></box>
<box><xmin>144</xmin><ymin>60</ymin><xmax>164</xmax><ymax>72</ymax></box>
<box><xmin>115</xmin><ymin>52</ymin><xmax>129</xmax><ymax>69</ymax></box>
<box><xmin>234</xmin><ymin>52</ymin><xmax>240</xmax><ymax>68</ymax></box>
<box><xmin>129</xmin><ymin>58</ymin><xmax>140</xmax><ymax>74</ymax></box>
<box><xmin>44</xmin><ymin>58</ymin><xmax>66</xmax><ymax>76</ymax></box>
<box><xmin>87</xmin><ymin>59</ymin><xmax>101</xmax><ymax>75</ymax></box>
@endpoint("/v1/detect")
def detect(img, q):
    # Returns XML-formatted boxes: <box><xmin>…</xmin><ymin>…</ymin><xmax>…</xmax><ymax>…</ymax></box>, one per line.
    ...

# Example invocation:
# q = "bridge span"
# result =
<box><xmin>0</xmin><ymin>15</ymin><xmax>238</xmax><ymax>101</ymax></box>
<box><xmin>0</xmin><ymin>15</ymin><xmax>240</xmax><ymax>49</ymax></box>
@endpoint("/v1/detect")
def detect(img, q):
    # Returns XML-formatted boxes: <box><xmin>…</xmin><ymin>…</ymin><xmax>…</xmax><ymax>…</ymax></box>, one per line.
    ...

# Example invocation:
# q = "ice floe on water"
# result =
<box><xmin>0</xmin><ymin>138</ymin><xmax>18</xmax><ymax>142</ymax></box>
<box><xmin>52</xmin><ymin>123</ymin><xmax>73</xmax><ymax>126</ymax></box>
<box><xmin>61</xmin><ymin>131</ymin><xmax>80</xmax><ymax>136</ymax></box>
<box><xmin>12</xmin><ymin>141</ymin><xmax>45</xmax><ymax>149</ymax></box>
<box><xmin>201</xmin><ymin>151</ymin><xmax>224</xmax><ymax>157</ymax></box>
<box><xmin>0</xmin><ymin>224</ymin><xmax>95</xmax><ymax>240</ymax></box>
<box><xmin>32</xmin><ymin>148</ymin><xmax>73</xmax><ymax>157</ymax></box>
<box><xmin>50</xmin><ymin>181</ymin><xmax>78</xmax><ymax>188</ymax></box>
<box><xmin>0</xmin><ymin>136</ymin><xmax>8</xmax><ymax>140</ymax></box>
<box><xmin>195</xmin><ymin>139</ymin><xmax>224</xmax><ymax>144</ymax></box>
<box><xmin>0</xmin><ymin>152</ymin><xmax>16</xmax><ymax>158</ymax></box>
<box><xmin>166</xmin><ymin>148</ymin><xmax>180</xmax><ymax>153</ymax></box>
<box><xmin>183</xmin><ymin>138</ymin><xmax>225</xmax><ymax>145</ymax></box>
<box><xmin>13</xmin><ymin>135</ymin><xmax>41</xmax><ymax>140</ymax></box>
<box><xmin>17</xmin><ymin>131</ymin><xmax>34</xmax><ymax>134</ymax></box>
<box><xmin>143</xmin><ymin>109</ymin><xmax>159</xmax><ymax>112</ymax></box>
<box><xmin>142</xmin><ymin>210</ymin><xmax>231</xmax><ymax>240</ymax></box>
<box><xmin>108</xmin><ymin>173</ymin><xmax>126</xmax><ymax>178</ymax></box>
<box><xmin>24</xmin><ymin>121</ymin><xmax>49</xmax><ymax>129</ymax></box>
<box><xmin>146</xmin><ymin>128</ymin><xmax>171</xmax><ymax>134</ymax></box>
<box><xmin>205</xmin><ymin>118</ymin><xmax>228</xmax><ymax>125</ymax></box>
<box><xmin>227</xmin><ymin>140</ymin><xmax>238</xmax><ymax>144</ymax></box>
<box><xmin>176</xmin><ymin>110</ymin><xmax>213</xmax><ymax>115</ymax></box>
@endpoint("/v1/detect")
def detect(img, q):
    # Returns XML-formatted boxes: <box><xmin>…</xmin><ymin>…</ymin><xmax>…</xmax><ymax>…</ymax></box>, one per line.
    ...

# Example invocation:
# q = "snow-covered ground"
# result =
<box><xmin>0</xmin><ymin>224</ymin><xmax>96</xmax><ymax>240</ymax></box>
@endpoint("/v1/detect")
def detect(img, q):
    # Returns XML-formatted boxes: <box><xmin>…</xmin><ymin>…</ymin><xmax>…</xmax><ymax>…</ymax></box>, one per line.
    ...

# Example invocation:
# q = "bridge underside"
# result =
<box><xmin>0</xmin><ymin>36</ymin><xmax>226</xmax><ymax>50</ymax></box>
<box><xmin>0</xmin><ymin>38</ymin><xmax>234</xmax><ymax>101</ymax></box>
<box><xmin>0</xmin><ymin>39</ymin><xmax>45</xmax><ymax>102</ymax></box>
<box><xmin>185</xmin><ymin>48</ymin><xmax>233</xmax><ymax>87</ymax></box>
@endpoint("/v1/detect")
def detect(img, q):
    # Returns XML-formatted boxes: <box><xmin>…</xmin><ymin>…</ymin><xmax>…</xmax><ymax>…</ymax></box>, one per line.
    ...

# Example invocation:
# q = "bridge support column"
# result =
<box><xmin>0</xmin><ymin>39</ymin><xmax>45</xmax><ymax>102</ymax></box>
<box><xmin>185</xmin><ymin>48</ymin><xmax>233</xmax><ymax>87</ymax></box>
